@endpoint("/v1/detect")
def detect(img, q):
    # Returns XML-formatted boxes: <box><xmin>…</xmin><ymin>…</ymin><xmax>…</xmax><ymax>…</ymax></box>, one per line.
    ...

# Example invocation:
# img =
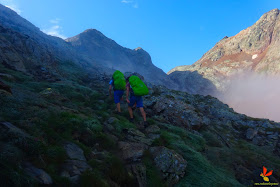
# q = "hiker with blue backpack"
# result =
<box><xmin>109</xmin><ymin>70</ymin><xmax>126</xmax><ymax>114</ymax></box>
<box><xmin>126</xmin><ymin>75</ymin><xmax>149</xmax><ymax>127</ymax></box>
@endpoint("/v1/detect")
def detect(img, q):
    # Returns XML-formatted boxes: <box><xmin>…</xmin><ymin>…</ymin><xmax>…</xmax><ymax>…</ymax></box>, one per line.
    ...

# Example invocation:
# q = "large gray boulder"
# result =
<box><xmin>23</xmin><ymin>162</ymin><xmax>53</xmax><ymax>185</ymax></box>
<box><xmin>118</xmin><ymin>141</ymin><xmax>148</xmax><ymax>161</ymax></box>
<box><xmin>149</xmin><ymin>146</ymin><xmax>187</xmax><ymax>185</ymax></box>
<box><xmin>63</xmin><ymin>142</ymin><xmax>86</xmax><ymax>161</ymax></box>
<box><xmin>61</xmin><ymin>160</ymin><xmax>92</xmax><ymax>183</ymax></box>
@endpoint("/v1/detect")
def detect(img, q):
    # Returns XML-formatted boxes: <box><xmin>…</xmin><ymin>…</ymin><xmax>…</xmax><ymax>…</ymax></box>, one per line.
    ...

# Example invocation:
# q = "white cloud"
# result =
<box><xmin>50</xmin><ymin>18</ymin><xmax>61</xmax><ymax>24</ymax></box>
<box><xmin>42</xmin><ymin>19</ymin><xmax>67</xmax><ymax>39</ymax></box>
<box><xmin>121</xmin><ymin>0</ymin><xmax>139</xmax><ymax>8</ymax></box>
<box><xmin>121</xmin><ymin>0</ymin><xmax>133</xmax><ymax>3</ymax></box>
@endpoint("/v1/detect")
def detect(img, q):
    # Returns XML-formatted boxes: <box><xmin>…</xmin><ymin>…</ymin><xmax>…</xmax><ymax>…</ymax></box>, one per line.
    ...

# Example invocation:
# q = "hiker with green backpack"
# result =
<box><xmin>109</xmin><ymin>70</ymin><xmax>126</xmax><ymax>114</ymax></box>
<box><xmin>126</xmin><ymin>75</ymin><xmax>149</xmax><ymax>127</ymax></box>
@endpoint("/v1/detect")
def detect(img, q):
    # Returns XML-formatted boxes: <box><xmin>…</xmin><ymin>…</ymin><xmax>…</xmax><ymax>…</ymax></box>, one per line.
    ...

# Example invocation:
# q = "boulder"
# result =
<box><xmin>145</xmin><ymin>125</ymin><xmax>161</xmax><ymax>140</ymax></box>
<box><xmin>149</xmin><ymin>146</ymin><xmax>187</xmax><ymax>185</ymax></box>
<box><xmin>23</xmin><ymin>162</ymin><xmax>53</xmax><ymax>185</ymax></box>
<box><xmin>103</xmin><ymin>122</ymin><xmax>115</xmax><ymax>132</ymax></box>
<box><xmin>61</xmin><ymin>160</ymin><xmax>92</xmax><ymax>182</ymax></box>
<box><xmin>118</xmin><ymin>141</ymin><xmax>148</xmax><ymax>161</ymax></box>
<box><xmin>246</xmin><ymin>128</ymin><xmax>258</xmax><ymax>140</ymax></box>
<box><xmin>126</xmin><ymin>163</ymin><xmax>147</xmax><ymax>187</ymax></box>
<box><xmin>0</xmin><ymin>122</ymin><xmax>30</xmax><ymax>138</ymax></box>
<box><xmin>63</xmin><ymin>142</ymin><xmax>86</xmax><ymax>161</ymax></box>
<box><xmin>145</xmin><ymin>125</ymin><xmax>160</xmax><ymax>134</ymax></box>
<box><xmin>126</xmin><ymin>128</ymin><xmax>153</xmax><ymax>145</ymax></box>
<box><xmin>108</xmin><ymin>117</ymin><xmax>118</xmax><ymax>124</ymax></box>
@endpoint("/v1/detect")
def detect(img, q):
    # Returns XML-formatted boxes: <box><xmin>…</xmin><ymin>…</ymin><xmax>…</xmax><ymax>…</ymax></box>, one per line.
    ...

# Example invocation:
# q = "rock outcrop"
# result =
<box><xmin>150</xmin><ymin>146</ymin><xmax>187</xmax><ymax>185</ymax></box>
<box><xmin>169</xmin><ymin>9</ymin><xmax>280</xmax><ymax>93</ymax></box>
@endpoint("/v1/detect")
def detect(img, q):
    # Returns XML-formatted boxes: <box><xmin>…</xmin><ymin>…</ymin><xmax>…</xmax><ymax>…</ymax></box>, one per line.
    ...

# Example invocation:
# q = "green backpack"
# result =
<box><xmin>129</xmin><ymin>75</ymin><xmax>149</xmax><ymax>96</ymax></box>
<box><xmin>112</xmin><ymin>70</ymin><xmax>126</xmax><ymax>90</ymax></box>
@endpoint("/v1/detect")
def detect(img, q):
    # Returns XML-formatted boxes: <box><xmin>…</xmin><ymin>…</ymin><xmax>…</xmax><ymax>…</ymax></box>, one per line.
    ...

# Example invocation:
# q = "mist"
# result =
<box><xmin>218</xmin><ymin>72</ymin><xmax>280</xmax><ymax>122</ymax></box>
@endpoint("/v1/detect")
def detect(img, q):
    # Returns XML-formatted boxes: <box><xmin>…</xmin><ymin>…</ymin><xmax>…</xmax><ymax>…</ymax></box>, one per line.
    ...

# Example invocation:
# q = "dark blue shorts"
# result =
<box><xmin>128</xmin><ymin>95</ymin><xmax>143</xmax><ymax>108</ymax></box>
<box><xmin>114</xmin><ymin>90</ymin><xmax>124</xmax><ymax>104</ymax></box>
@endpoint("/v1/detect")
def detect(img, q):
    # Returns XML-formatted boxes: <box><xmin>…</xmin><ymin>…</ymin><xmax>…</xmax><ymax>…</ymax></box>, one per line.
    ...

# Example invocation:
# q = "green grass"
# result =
<box><xmin>143</xmin><ymin>151</ymin><xmax>166</xmax><ymax>187</ymax></box>
<box><xmin>1</xmin><ymin>61</ymin><xmax>280</xmax><ymax>186</ymax></box>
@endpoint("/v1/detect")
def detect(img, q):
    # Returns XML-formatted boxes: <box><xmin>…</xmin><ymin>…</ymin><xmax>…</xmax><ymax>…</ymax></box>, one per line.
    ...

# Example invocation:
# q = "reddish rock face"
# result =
<box><xmin>169</xmin><ymin>9</ymin><xmax>280</xmax><ymax>92</ymax></box>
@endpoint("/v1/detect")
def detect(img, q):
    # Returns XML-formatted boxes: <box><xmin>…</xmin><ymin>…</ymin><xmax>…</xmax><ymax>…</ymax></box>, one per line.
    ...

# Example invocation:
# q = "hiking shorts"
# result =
<box><xmin>128</xmin><ymin>95</ymin><xmax>143</xmax><ymax>108</ymax></box>
<box><xmin>114</xmin><ymin>90</ymin><xmax>124</xmax><ymax>104</ymax></box>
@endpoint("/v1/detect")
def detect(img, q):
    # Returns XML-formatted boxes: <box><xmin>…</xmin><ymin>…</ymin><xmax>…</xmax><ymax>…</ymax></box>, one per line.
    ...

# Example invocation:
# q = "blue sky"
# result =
<box><xmin>1</xmin><ymin>0</ymin><xmax>280</xmax><ymax>72</ymax></box>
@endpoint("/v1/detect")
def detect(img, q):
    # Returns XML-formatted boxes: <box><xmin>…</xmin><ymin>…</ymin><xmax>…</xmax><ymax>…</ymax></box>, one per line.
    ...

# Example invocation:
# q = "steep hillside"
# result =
<box><xmin>168</xmin><ymin>9</ymin><xmax>280</xmax><ymax>92</ymax></box>
<box><xmin>0</xmin><ymin>4</ymin><xmax>86</xmax><ymax>70</ymax></box>
<box><xmin>0</xmin><ymin>5</ymin><xmax>280</xmax><ymax>186</ymax></box>
<box><xmin>66</xmin><ymin>29</ymin><xmax>178</xmax><ymax>89</ymax></box>
<box><xmin>0</xmin><ymin>3</ymin><xmax>177</xmax><ymax>90</ymax></box>
<box><xmin>1</xmin><ymin>61</ymin><xmax>280</xmax><ymax>186</ymax></box>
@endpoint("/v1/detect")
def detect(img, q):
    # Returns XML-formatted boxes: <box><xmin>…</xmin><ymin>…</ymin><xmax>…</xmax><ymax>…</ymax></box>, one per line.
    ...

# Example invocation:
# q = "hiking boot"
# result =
<box><xmin>113</xmin><ymin>110</ymin><xmax>121</xmax><ymax>115</ymax></box>
<box><xmin>129</xmin><ymin>118</ymin><xmax>134</xmax><ymax>123</ymax></box>
<box><xmin>143</xmin><ymin>121</ymin><xmax>149</xmax><ymax>128</ymax></box>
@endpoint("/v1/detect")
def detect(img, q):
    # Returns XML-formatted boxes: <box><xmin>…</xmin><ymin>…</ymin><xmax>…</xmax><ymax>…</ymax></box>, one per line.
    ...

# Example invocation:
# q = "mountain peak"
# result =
<box><xmin>134</xmin><ymin>47</ymin><xmax>143</xmax><ymax>51</ymax></box>
<box><xmin>80</xmin><ymin>29</ymin><xmax>106</xmax><ymax>37</ymax></box>
<box><xmin>169</xmin><ymin>8</ymin><xmax>280</xmax><ymax>91</ymax></box>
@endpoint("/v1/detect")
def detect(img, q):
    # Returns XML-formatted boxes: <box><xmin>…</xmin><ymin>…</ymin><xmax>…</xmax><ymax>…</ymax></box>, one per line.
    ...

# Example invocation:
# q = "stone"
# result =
<box><xmin>145</xmin><ymin>125</ymin><xmax>160</xmax><ymax>134</ymax></box>
<box><xmin>23</xmin><ymin>162</ymin><xmax>53</xmax><ymax>185</ymax></box>
<box><xmin>0</xmin><ymin>122</ymin><xmax>30</xmax><ymax>138</ymax></box>
<box><xmin>63</xmin><ymin>142</ymin><xmax>86</xmax><ymax>161</ymax></box>
<box><xmin>252</xmin><ymin>136</ymin><xmax>263</xmax><ymax>146</ymax></box>
<box><xmin>267</xmin><ymin>133</ymin><xmax>279</xmax><ymax>140</ymax></box>
<box><xmin>108</xmin><ymin>117</ymin><xmax>118</xmax><ymax>124</ymax></box>
<box><xmin>118</xmin><ymin>141</ymin><xmax>148</xmax><ymax>161</ymax></box>
<box><xmin>149</xmin><ymin>146</ymin><xmax>187</xmax><ymax>185</ymax></box>
<box><xmin>246</xmin><ymin>128</ymin><xmax>258</xmax><ymax>140</ymax></box>
<box><xmin>126</xmin><ymin>128</ymin><xmax>153</xmax><ymax>145</ymax></box>
<box><xmin>61</xmin><ymin>160</ymin><xmax>92</xmax><ymax>178</ymax></box>
<box><xmin>127</xmin><ymin>163</ymin><xmax>147</xmax><ymax>187</ymax></box>
<box><xmin>103</xmin><ymin>122</ymin><xmax>115</xmax><ymax>132</ymax></box>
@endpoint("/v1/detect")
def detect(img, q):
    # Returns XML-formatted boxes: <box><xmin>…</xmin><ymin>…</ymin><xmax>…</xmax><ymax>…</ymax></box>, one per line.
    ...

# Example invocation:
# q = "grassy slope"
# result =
<box><xmin>0</xmin><ymin>61</ymin><xmax>279</xmax><ymax>186</ymax></box>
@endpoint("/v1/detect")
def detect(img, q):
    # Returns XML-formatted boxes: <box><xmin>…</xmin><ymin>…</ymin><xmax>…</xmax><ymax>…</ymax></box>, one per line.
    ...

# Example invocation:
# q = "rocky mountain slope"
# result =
<box><xmin>66</xmin><ymin>29</ymin><xmax>177</xmax><ymax>88</ymax></box>
<box><xmin>0</xmin><ymin>4</ymin><xmax>280</xmax><ymax>186</ymax></box>
<box><xmin>0</xmin><ymin>4</ymin><xmax>89</xmax><ymax>72</ymax></box>
<box><xmin>168</xmin><ymin>8</ymin><xmax>280</xmax><ymax>92</ymax></box>
<box><xmin>1</xmin><ymin>61</ymin><xmax>280</xmax><ymax>186</ymax></box>
<box><xmin>0</xmin><ymin>4</ymin><xmax>175</xmax><ymax>89</ymax></box>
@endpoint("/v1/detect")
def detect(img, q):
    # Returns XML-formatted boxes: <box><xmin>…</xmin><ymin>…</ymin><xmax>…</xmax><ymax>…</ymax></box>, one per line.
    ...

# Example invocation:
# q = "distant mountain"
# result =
<box><xmin>0</xmin><ymin>3</ymin><xmax>177</xmax><ymax>89</ymax></box>
<box><xmin>168</xmin><ymin>9</ymin><xmax>280</xmax><ymax>92</ymax></box>
<box><xmin>66</xmin><ymin>29</ymin><xmax>178</xmax><ymax>88</ymax></box>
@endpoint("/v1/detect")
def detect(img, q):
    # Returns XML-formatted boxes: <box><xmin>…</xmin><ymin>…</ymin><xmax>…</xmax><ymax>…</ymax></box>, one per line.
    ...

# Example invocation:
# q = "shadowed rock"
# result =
<box><xmin>23</xmin><ymin>162</ymin><xmax>53</xmax><ymax>185</ymax></box>
<box><xmin>149</xmin><ymin>146</ymin><xmax>187</xmax><ymax>185</ymax></box>
<box><xmin>63</xmin><ymin>142</ymin><xmax>86</xmax><ymax>161</ymax></box>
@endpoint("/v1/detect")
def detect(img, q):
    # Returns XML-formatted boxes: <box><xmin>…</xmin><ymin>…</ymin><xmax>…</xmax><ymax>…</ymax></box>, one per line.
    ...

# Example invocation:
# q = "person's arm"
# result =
<box><xmin>126</xmin><ymin>85</ymin><xmax>130</xmax><ymax>103</ymax></box>
<box><xmin>109</xmin><ymin>84</ymin><xmax>112</xmax><ymax>98</ymax></box>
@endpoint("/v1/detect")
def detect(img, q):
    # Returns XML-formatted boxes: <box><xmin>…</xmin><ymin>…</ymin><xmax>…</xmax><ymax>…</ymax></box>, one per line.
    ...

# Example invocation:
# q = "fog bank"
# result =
<box><xmin>219</xmin><ymin>73</ymin><xmax>280</xmax><ymax>122</ymax></box>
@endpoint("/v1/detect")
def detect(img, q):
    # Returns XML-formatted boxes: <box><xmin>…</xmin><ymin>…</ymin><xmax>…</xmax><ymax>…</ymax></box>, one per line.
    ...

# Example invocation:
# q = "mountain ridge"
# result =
<box><xmin>168</xmin><ymin>8</ymin><xmax>280</xmax><ymax>91</ymax></box>
<box><xmin>66</xmin><ymin>28</ymin><xmax>178</xmax><ymax>89</ymax></box>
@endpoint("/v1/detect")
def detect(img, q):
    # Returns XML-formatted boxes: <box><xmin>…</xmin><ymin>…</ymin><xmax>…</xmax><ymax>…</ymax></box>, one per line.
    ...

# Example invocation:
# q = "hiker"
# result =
<box><xmin>126</xmin><ymin>75</ymin><xmax>149</xmax><ymax>126</ymax></box>
<box><xmin>109</xmin><ymin>70</ymin><xmax>126</xmax><ymax>114</ymax></box>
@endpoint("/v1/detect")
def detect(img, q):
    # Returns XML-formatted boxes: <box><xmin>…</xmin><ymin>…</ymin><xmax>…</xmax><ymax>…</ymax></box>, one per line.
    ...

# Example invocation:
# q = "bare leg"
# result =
<box><xmin>117</xmin><ymin>103</ymin><xmax>121</xmax><ymax>112</ymax></box>
<box><xmin>139</xmin><ymin>107</ymin><xmax>146</xmax><ymax>121</ymax></box>
<box><xmin>128</xmin><ymin>106</ymin><xmax>134</xmax><ymax>119</ymax></box>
